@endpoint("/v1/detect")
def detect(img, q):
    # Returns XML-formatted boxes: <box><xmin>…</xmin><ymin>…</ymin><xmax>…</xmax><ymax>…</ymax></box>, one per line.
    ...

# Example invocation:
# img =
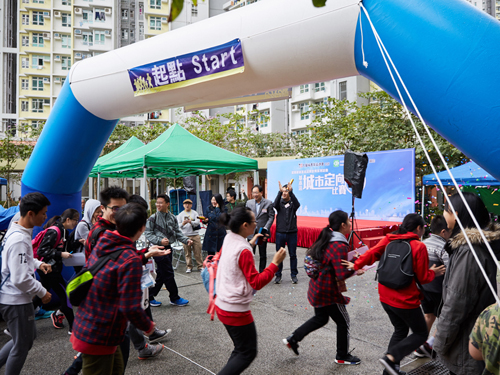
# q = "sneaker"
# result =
<box><xmin>283</xmin><ymin>336</ymin><xmax>299</xmax><ymax>355</ymax></box>
<box><xmin>138</xmin><ymin>343</ymin><xmax>164</xmax><ymax>360</ymax></box>
<box><xmin>35</xmin><ymin>308</ymin><xmax>54</xmax><ymax>321</ymax></box>
<box><xmin>51</xmin><ymin>312</ymin><xmax>65</xmax><ymax>329</ymax></box>
<box><xmin>379</xmin><ymin>356</ymin><xmax>401</xmax><ymax>375</ymax></box>
<box><xmin>170</xmin><ymin>297</ymin><xmax>189</xmax><ymax>307</ymax></box>
<box><xmin>150</xmin><ymin>299</ymin><xmax>162</xmax><ymax>307</ymax></box>
<box><xmin>274</xmin><ymin>276</ymin><xmax>282</xmax><ymax>284</ymax></box>
<box><xmin>68</xmin><ymin>329</ymin><xmax>72</xmax><ymax>335</ymax></box>
<box><xmin>147</xmin><ymin>328</ymin><xmax>172</xmax><ymax>343</ymax></box>
<box><xmin>186</xmin><ymin>268</ymin><xmax>192</xmax><ymax>273</ymax></box>
<box><xmin>415</xmin><ymin>342</ymin><xmax>435</xmax><ymax>359</ymax></box>
<box><xmin>291</xmin><ymin>276</ymin><xmax>298</xmax><ymax>284</ymax></box>
<box><xmin>335</xmin><ymin>353</ymin><xmax>361</xmax><ymax>365</ymax></box>
<box><xmin>4</xmin><ymin>329</ymin><xmax>11</xmax><ymax>337</ymax></box>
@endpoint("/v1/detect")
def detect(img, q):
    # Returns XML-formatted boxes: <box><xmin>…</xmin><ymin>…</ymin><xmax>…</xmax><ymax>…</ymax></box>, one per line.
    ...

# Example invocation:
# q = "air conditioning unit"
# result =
<box><xmin>54</xmin><ymin>55</ymin><xmax>61</xmax><ymax>61</ymax></box>
<box><xmin>54</xmin><ymin>11</ymin><xmax>61</xmax><ymax>17</ymax></box>
<box><xmin>75</xmin><ymin>52</ymin><xmax>82</xmax><ymax>59</ymax></box>
<box><xmin>43</xmin><ymin>33</ymin><xmax>50</xmax><ymax>39</ymax></box>
<box><xmin>74</xmin><ymin>7</ymin><xmax>82</xmax><ymax>14</ymax></box>
<box><xmin>75</xmin><ymin>29</ymin><xmax>82</xmax><ymax>36</ymax></box>
<box><xmin>54</xmin><ymin>77</ymin><xmax>61</xmax><ymax>83</ymax></box>
<box><xmin>105</xmin><ymin>8</ymin><xmax>112</xmax><ymax>14</ymax></box>
<box><xmin>105</xmin><ymin>30</ymin><xmax>111</xmax><ymax>36</ymax></box>
<box><xmin>161</xmin><ymin>17</ymin><xmax>168</xmax><ymax>23</ymax></box>
<box><xmin>43</xmin><ymin>11</ymin><xmax>50</xmax><ymax>17</ymax></box>
<box><xmin>54</xmin><ymin>33</ymin><xmax>61</xmax><ymax>39</ymax></box>
<box><xmin>248</xmin><ymin>120</ymin><xmax>256</xmax><ymax>126</ymax></box>
<box><xmin>291</xmin><ymin>104</ymin><xmax>299</xmax><ymax>112</ymax></box>
<box><xmin>43</xmin><ymin>77</ymin><xmax>50</xmax><ymax>84</ymax></box>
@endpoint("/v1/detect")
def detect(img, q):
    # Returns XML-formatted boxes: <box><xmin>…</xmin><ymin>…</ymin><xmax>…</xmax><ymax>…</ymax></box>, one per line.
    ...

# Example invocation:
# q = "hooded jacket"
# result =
<box><xmin>434</xmin><ymin>223</ymin><xmax>500</xmax><ymax>375</ymax></box>
<box><xmin>354</xmin><ymin>232</ymin><xmax>435</xmax><ymax>309</ymax></box>
<box><xmin>71</xmin><ymin>230</ymin><xmax>153</xmax><ymax>355</ymax></box>
<box><xmin>75</xmin><ymin>199</ymin><xmax>101</xmax><ymax>241</ymax></box>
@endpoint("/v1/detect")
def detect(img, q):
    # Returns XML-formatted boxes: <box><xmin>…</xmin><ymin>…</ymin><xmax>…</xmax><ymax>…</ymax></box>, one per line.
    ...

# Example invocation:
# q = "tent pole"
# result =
<box><xmin>133</xmin><ymin>178</ymin><xmax>136</xmax><ymax>195</ymax></box>
<box><xmin>97</xmin><ymin>173</ymin><xmax>101</xmax><ymax>197</ymax></box>
<box><xmin>143</xmin><ymin>167</ymin><xmax>147</xmax><ymax>202</ymax></box>
<box><xmin>196</xmin><ymin>175</ymin><xmax>200</xmax><ymax>213</ymax></box>
<box><xmin>156</xmin><ymin>179</ymin><xmax>159</xmax><ymax>198</ymax></box>
<box><xmin>421</xmin><ymin>185</ymin><xmax>425</xmax><ymax>219</ymax></box>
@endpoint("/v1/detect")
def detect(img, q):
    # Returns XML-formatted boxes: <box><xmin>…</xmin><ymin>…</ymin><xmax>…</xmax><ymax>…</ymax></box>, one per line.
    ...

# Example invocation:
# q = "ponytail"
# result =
<box><xmin>307</xmin><ymin>210</ymin><xmax>348</xmax><ymax>261</ymax></box>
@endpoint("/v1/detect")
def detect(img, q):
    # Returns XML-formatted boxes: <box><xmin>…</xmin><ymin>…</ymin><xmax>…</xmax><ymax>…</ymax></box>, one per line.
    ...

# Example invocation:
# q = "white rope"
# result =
<box><xmin>359</xmin><ymin>3</ymin><xmax>500</xmax><ymax>306</ymax></box>
<box><xmin>163</xmin><ymin>345</ymin><xmax>216</xmax><ymax>374</ymax></box>
<box><xmin>358</xmin><ymin>5</ymin><xmax>369</xmax><ymax>68</ymax></box>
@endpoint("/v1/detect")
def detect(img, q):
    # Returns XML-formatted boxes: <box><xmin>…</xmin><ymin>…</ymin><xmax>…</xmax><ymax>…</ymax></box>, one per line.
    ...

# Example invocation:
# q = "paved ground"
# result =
<box><xmin>0</xmin><ymin>243</ymin><xmax>435</xmax><ymax>375</ymax></box>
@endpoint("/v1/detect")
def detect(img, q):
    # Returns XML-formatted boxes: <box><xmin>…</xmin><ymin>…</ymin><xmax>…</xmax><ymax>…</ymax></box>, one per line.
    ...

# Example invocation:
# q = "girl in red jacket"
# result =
<box><xmin>342</xmin><ymin>213</ymin><xmax>445</xmax><ymax>375</ymax></box>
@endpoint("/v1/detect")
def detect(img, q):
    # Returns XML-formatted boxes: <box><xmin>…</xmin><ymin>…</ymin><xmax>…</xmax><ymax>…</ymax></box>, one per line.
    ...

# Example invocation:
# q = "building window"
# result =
<box><xmin>62</xmin><ymin>34</ymin><xmax>71</xmax><ymax>48</ymax></box>
<box><xmin>32</xmin><ymin>120</ymin><xmax>43</xmax><ymax>128</ymax></box>
<box><xmin>150</xmin><ymin>16</ymin><xmax>161</xmax><ymax>30</ymax></box>
<box><xmin>32</xmin><ymin>33</ymin><xmax>44</xmax><ymax>47</ymax></box>
<box><xmin>139</xmin><ymin>24</ymin><xmax>144</xmax><ymax>37</ymax></box>
<box><xmin>259</xmin><ymin>110</ymin><xmax>269</xmax><ymax>127</ymax></box>
<box><xmin>94</xmin><ymin>31</ymin><xmax>105</xmax><ymax>45</ymax></box>
<box><xmin>150</xmin><ymin>0</ymin><xmax>161</xmax><ymax>9</ymax></box>
<box><xmin>32</xmin><ymin>77</ymin><xmax>44</xmax><ymax>91</ymax></box>
<box><xmin>62</xmin><ymin>56</ymin><xmax>71</xmax><ymax>70</ymax></box>
<box><xmin>32</xmin><ymin>99</ymin><xmax>45</xmax><ymax>113</ymax></box>
<box><xmin>21</xmin><ymin>79</ymin><xmax>29</xmax><ymax>90</ymax></box>
<box><xmin>22</xmin><ymin>36</ymin><xmax>29</xmax><ymax>47</ymax></box>
<box><xmin>192</xmin><ymin>5</ymin><xmax>198</xmax><ymax>16</ymax></box>
<box><xmin>121</xmin><ymin>9</ymin><xmax>128</xmax><ymax>20</ymax></box>
<box><xmin>61</xmin><ymin>77</ymin><xmax>66</xmax><ymax>85</ymax></box>
<box><xmin>22</xmin><ymin>14</ymin><xmax>29</xmax><ymax>25</ymax></box>
<box><xmin>33</xmin><ymin>11</ymin><xmax>44</xmax><ymax>26</ymax></box>
<box><xmin>62</xmin><ymin>0</ymin><xmax>71</xmax><ymax>4</ymax></box>
<box><xmin>339</xmin><ymin>81</ymin><xmax>347</xmax><ymax>100</ymax></box>
<box><xmin>83</xmin><ymin>10</ymin><xmax>93</xmax><ymax>23</ymax></box>
<box><xmin>32</xmin><ymin>55</ymin><xmax>45</xmax><ymax>69</ymax></box>
<box><xmin>33</xmin><ymin>0</ymin><xmax>44</xmax><ymax>3</ymax></box>
<box><xmin>121</xmin><ymin>29</ymin><xmax>128</xmax><ymax>40</ymax></box>
<box><xmin>300</xmin><ymin>84</ymin><xmax>309</xmax><ymax>94</ymax></box>
<box><xmin>300</xmin><ymin>102</ymin><xmax>309</xmax><ymax>120</ymax></box>
<box><xmin>21</xmin><ymin>101</ymin><xmax>29</xmax><ymax>112</ymax></box>
<box><xmin>314</xmin><ymin>82</ymin><xmax>325</xmax><ymax>92</ymax></box>
<box><xmin>83</xmin><ymin>33</ymin><xmax>93</xmax><ymax>46</ymax></box>
<box><xmin>94</xmin><ymin>9</ymin><xmax>106</xmax><ymax>22</ymax></box>
<box><xmin>62</xmin><ymin>13</ymin><xmax>71</xmax><ymax>27</ymax></box>
<box><xmin>130</xmin><ymin>29</ymin><xmax>135</xmax><ymax>39</ymax></box>
<box><xmin>21</xmin><ymin>58</ymin><xmax>29</xmax><ymax>69</ymax></box>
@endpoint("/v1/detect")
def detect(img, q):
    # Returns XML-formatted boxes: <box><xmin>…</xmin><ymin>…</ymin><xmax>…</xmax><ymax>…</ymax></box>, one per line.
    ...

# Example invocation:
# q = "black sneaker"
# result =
<box><xmin>274</xmin><ymin>276</ymin><xmax>282</xmax><ymax>284</ymax></box>
<box><xmin>283</xmin><ymin>336</ymin><xmax>299</xmax><ymax>355</ymax></box>
<box><xmin>138</xmin><ymin>343</ymin><xmax>164</xmax><ymax>360</ymax></box>
<box><xmin>415</xmin><ymin>342</ymin><xmax>436</xmax><ymax>359</ymax></box>
<box><xmin>335</xmin><ymin>353</ymin><xmax>361</xmax><ymax>365</ymax></box>
<box><xmin>147</xmin><ymin>328</ymin><xmax>172</xmax><ymax>343</ymax></box>
<box><xmin>291</xmin><ymin>276</ymin><xmax>298</xmax><ymax>284</ymax></box>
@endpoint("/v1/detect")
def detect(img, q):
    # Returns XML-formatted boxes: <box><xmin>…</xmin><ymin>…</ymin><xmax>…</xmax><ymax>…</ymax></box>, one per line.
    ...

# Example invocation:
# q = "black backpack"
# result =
<box><xmin>376</xmin><ymin>239</ymin><xmax>422</xmax><ymax>290</ymax></box>
<box><xmin>68</xmin><ymin>221</ymin><xmax>91</xmax><ymax>254</ymax></box>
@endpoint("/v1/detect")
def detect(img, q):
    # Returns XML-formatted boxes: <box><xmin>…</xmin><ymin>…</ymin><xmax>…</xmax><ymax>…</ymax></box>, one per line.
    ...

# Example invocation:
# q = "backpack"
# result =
<box><xmin>0</xmin><ymin>231</ymin><xmax>21</xmax><ymax>288</ymax></box>
<box><xmin>376</xmin><ymin>239</ymin><xmax>421</xmax><ymax>290</ymax></box>
<box><xmin>303</xmin><ymin>254</ymin><xmax>330</xmax><ymax>279</ymax></box>
<box><xmin>66</xmin><ymin>249</ymin><xmax>124</xmax><ymax>306</ymax></box>
<box><xmin>201</xmin><ymin>249</ymin><xmax>222</xmax><ymax>321</ymax></box>
<box><xmin>68</xmin><ymin>221</ymin><xmax>90</xmax><ymax>254</ymax></box>
<box><xmin>32</xmin><ymin>226</ymin><xmax>62</xmax><ymax>260</ymax></box>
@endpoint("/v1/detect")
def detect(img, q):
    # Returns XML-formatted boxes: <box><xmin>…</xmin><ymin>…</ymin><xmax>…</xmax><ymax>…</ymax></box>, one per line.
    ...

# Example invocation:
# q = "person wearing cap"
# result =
<box><xmin>177</xmin><ymin>199</ymin><xmax>203</xmax><ymax>273</ymax></box>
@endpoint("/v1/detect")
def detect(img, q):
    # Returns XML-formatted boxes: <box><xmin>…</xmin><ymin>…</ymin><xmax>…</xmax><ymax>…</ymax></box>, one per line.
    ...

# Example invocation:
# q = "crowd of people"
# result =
<box><xmin>0</xmin><ymin>184</ymin><xmax>499</xmax><ymax>375</ymax></box>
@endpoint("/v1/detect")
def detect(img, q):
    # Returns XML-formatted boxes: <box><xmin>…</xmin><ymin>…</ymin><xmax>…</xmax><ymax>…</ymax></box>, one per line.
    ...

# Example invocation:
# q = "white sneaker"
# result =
<box><xmin>4</xmin><ymin>329</ymin><xmax>11</xmax><ymax>337</ymax></box>
<box><xmin>186</xmin><ymin>268</ymin><xmax>192</xmax><ymax>273</ymax></box>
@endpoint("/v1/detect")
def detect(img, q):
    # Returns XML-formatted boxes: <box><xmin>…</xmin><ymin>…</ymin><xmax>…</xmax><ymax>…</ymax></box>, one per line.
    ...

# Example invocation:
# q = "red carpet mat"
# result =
<box><xmin>269</xmin><ymin>216</ymin><xmax>401</xmax><ymax>249</ymax></box>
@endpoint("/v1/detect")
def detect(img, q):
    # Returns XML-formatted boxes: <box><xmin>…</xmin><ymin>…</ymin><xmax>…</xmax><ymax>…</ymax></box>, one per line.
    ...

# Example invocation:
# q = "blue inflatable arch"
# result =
<box><xmin>22</xmin><ymin>0</ymin><xmax>500</xmax><ymax>218</ymax></box>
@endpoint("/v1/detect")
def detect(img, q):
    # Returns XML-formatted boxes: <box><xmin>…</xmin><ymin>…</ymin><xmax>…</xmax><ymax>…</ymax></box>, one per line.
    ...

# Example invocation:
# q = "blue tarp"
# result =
<box><xmin>423</xmin><ymin>161</ymin><xmax>500</xmax><ymax>186</ymax></box>
<box><xmin>0</xmin><ymin>178</ymin><xmax>6</xmax><ymax>186</ymax></box>
<box><xmin>0</xmin><ymin>206</ymin><xmax>19</xmax><ymax>231</ymax></box>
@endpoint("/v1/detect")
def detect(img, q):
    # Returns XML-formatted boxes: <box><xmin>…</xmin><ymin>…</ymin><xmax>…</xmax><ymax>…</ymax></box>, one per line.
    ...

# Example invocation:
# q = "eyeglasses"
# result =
<box><xmin>106</xmin><ymin>205</ymin><xmax>121</xmax><ymax>213</ymax></box>
<box><xmin>72</xmin><ymin>218</ymin><xmax>79</xmax><ymax>222</ymax></box>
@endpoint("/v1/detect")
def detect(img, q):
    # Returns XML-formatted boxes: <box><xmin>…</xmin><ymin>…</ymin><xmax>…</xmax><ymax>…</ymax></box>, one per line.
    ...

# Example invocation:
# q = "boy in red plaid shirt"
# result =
<box><xmin>71</xmin><ymin>203</ymin><xmax>169</xmax><ymax>375</ymax></box>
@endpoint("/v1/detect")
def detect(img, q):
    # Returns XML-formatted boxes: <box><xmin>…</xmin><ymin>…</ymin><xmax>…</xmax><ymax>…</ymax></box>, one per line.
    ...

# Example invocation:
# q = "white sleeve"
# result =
<box><xmin>7</xmin><ymin>241</ymin><xmax>47</xmax><ymax>298</ymax></box>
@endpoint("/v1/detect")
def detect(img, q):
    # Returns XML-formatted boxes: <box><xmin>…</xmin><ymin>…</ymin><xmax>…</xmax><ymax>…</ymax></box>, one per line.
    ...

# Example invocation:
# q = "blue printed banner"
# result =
<box><xmin>267</xmin><ymin>149</ymin><xmax>415</xmax><ymax>222</ymax></box>
<box><xmin>128</xmin><ymin>39</ymin><xmax>244</xmax><ymax>96</ymax></box>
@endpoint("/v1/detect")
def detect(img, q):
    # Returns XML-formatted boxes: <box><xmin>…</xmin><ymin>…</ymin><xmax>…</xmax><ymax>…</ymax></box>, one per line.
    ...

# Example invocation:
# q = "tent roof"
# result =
<box><xmin>0</xmin><ymin>178</ymin><xmax>6</xmax><ymax>186</ymax></box>
<box><xmin>97</xmin><ymin>124</ymin><xmax>257</xmax><ymax>178</ymax></box>
<box><xmin>423</xmin><ymin>161</ymin><xmax>500</xmax><ymax>186</ymax></box>
<box><xmin>90</xmin><ymin>136</ymin><xmax>144</xmax><ymax>178</ymax></box>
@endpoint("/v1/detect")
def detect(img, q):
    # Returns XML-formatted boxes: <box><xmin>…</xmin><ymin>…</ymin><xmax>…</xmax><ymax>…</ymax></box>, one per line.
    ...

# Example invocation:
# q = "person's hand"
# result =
<box><xmin>146</xmin><ymin>245</ymin><xmax>170</xmax><ymax>258</ymax></box>
<box><xmin>79</xmin><ymin>239</ymin><xmax>85</xmax><ymax>244</ymax></box>
<box><xmin>279</xmin><ymin>181</ymin><xmax>283</xmax><ymax>192</ymax></box>
<box><xmin>187</xmin><ymin>239</ymin><xmax>194</xmax><ymax>246</ymax></box>
<box><xmin>41</xmin><ymin>291</ymin><xmax>52</xmax><ymax>304</ymax></box>
<box><xmin>241</xmin><ymin>188</ymin><xmax>245</xmax><ymax>195</ymax></box>
<box><xmin>430</xmin><ymin>264</ymin><xmax>446</xmax><ymax>277</ymax></box>
<box><xmin>341</xmin><ymin>259</ymin><xmax>355</xmax><ymax>270</ymax></box>
<box><xmin>61</xmin><ymin>252</ymin><xmax>73</xmax><ymax>259</ymax></box>
<box><xmin>272</xmin><ymin>247</ymin><xmax>287</xmax><ymax>266</ymax></box>
<box><xmin>161</xmin><ymin>238</ymin><xmax>169</xmax><ymax>246</ymax></box>
<box><xmin>288</xmin><ymin>180</ymin><xmax>293</xmax><ymax>191</ymax></box>
<box><xmin>144</xmin><ymin>322</ymin><xmax>156</xmax><ymax>337</ymax></box>
<box><xmin>355</xmin><ymin>269</ymin><xmax>365</xmax><ymax>276</ymax></box>
<box><xmin>39</xmin><ymin>263</ymin><xmax>52</xmax><ymax>274</ymax></box>
<box><xmin>249</xmin><ymin>233</ymin><xmax>263</xmax><ymax>247</ymax></box>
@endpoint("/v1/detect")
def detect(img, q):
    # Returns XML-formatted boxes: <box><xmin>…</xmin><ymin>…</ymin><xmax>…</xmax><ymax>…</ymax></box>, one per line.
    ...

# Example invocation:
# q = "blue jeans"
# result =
<box><xmin>275</xmin><ymin>232</ymin><xmax>298</xmax><ymax>277</ymax></box>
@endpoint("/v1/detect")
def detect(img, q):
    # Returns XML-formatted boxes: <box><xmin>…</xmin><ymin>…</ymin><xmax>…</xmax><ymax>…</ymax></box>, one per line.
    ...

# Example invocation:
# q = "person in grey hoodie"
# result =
<box><xmin>0</xmin><ymin>192</ymin><xmax>52</xmax><ymax>375</ymax></box>
<box><xmin>74</xmin><ymin>198</ymin><xmax>102</xmax><ymax>249</ymax></box>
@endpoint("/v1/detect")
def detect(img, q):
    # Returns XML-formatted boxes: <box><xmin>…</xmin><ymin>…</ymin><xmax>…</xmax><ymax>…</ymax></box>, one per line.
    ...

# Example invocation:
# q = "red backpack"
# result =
<box><xmin>32</xmin><ymin>226</ymin><xmax>62</xmax><ymax>260</ymax></box>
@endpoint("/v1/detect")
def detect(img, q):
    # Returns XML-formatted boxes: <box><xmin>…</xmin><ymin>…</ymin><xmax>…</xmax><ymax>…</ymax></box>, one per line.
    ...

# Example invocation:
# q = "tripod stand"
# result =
<box><xmin>347</xmin><ymin>194</ymin><xmax>362</xmax><ymax>251</ymax></box>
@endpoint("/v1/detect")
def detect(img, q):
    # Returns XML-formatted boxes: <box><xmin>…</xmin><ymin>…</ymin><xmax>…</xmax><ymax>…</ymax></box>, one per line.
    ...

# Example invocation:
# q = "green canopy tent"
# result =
<box><xmin>97</xmin><ymin>124</ymin><xmax>258</xmax><ymax>202</ymax></box>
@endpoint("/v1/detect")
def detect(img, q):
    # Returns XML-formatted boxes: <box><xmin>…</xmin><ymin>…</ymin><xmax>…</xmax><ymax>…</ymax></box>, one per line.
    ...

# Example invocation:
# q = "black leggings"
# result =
<box><xmin>218</xmin><ymin>322</ymin><xmax>257</xmax><ymax>375</ymax></box>
<box><xmin>381</xmin><ymin>302</ymin><xmax>428</xmax><ymax>363</ymax></box>
<box><xmin>37</xmin><ymin>271</ymin><xmax>74</xmax><ymax>330</ymax></box>
<box><xmin>292</xmin><ymin>303</ymin><xmax>350</xmax><ymax>357</ymax></box>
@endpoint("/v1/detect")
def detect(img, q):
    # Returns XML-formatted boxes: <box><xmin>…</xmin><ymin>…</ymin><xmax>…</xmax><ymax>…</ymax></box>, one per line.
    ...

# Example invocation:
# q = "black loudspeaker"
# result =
<box><xmin>344</xmin><ymin>150</ymin><xmax>368</xmax><ymax>199</ymax></box>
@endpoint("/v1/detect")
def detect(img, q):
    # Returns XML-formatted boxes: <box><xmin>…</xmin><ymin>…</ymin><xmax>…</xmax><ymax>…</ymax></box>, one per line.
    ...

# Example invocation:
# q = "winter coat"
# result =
<box><xmin>274</xmin><ymin>191</ymin><xmax>300</xmax><ymax>234</ymax></box>
<box><xmin>37</xmin><ymin>221</ymin><xmax>69</xmax><ymax>274</ymax></box>
<box><xmin>202</xmin><ymin>206</ymin><xmax>227</xmax><ymax>253</ymax></box>
<box><xmin>75</xmin><ymin>199</ymin><xmax>101</xmax><ymax>241</ymax></box>
<box><xmin>434</xmin><ymin>223</ymin><xmax>500</xmax><ymax>375</ymax></box>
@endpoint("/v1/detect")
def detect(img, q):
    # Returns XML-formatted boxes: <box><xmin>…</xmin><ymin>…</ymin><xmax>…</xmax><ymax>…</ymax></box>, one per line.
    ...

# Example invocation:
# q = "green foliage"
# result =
<box><xmin>312</xmin><ymin>0</ymin><xmax>327</xmax><ymax>7</ymax></box>
<box><xmin>169</xmin><ymin>0</ymin><xmax>185</xmax><ymax>22</ymax></box>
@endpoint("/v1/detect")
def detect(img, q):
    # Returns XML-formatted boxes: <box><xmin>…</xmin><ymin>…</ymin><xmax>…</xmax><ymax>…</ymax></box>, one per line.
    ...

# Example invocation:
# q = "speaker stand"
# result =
<box><xmin>347</xmin><ymin>194</ymin><xmax>363</xmax><ymax>251</ymax></box>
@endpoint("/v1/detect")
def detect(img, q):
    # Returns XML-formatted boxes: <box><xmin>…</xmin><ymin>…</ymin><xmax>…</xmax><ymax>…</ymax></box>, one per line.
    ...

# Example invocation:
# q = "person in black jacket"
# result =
<box><xmin>37</xmin><ymin>208</ymin><xmax>79</xmax><ymax>333</ymax></box>
<box><xmin>273</xmin><ymin>181</ymin><xmax>300</xmax><ymax>284</ymax></box>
